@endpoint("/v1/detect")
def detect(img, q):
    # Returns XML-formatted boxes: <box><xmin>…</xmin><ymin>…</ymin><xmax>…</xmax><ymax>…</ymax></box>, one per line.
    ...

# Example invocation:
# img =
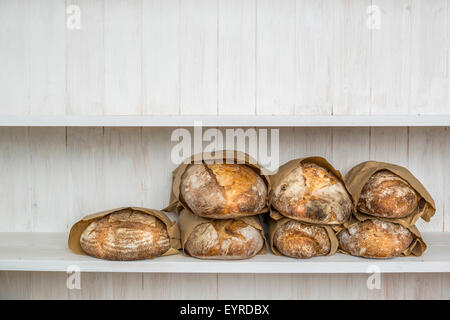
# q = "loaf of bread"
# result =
<box><xmin>358</xmin><ymin>170</ymin><xmax>419</xmax><ymax>218</ymax></box>
<box><xmin>337</xmin><ymin>219</ymin><xmax>413</xmax><ymax>258</ymax></box>
<box><xmin>80</xmin><ymin>209</ymin><xmax>171</xmax><ymax>260</ymax></box>
<box><xmin>273</xmin><ymin>220</ymin><xmax>331</xmax><ymax>258</ymax></box>
<box><xmin>184</xmin><ymin>219</ymin><xmax>264</xmax><ymax>259</ymax></box>
<box><xmin>271</xmin><ymin>162</ymin><xmax>352</xmax><ymax>224</ymax></box>
<box><xmin>180</xmin><ymin>163</ymin><xmax>267</xmax><ymax>219</ymax></box>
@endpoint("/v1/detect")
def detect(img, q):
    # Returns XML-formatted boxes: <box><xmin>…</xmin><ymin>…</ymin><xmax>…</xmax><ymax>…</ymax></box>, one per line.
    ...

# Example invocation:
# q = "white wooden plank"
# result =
<box><xmin>445</xmin><ymin>127</ymin><xmax>450</xmax><ymax>232</ymax></box>
<box><xmin>66</xmin><ymin>0</ymin><xmax>104</xmax><ymax>115</ymax></box>
<box><xmin>1</xmin><ymin>232</ymin><xmax>450</xmax><ymax>273</ymax></box>
<box><xmin>332</xmin><ymin>0</ymin><xmax>371</xmax><ymax>115</ymax></box>
<box><xmin>369</xmin><ymin>127</ymin><xmax>408</xmax><ymax>167</ymax></box>
<box><xmin>370</xmin><ymin>0</ymin><xmax>411</xmax><ymax>115</ymax></box>
<box><xmin>29</xmin><ymin>128</ymin><xmax>68</xmax><ymax>232</ymax></box>
<box><xmin>295</xmin><ymin>0</ymin><xmax>335</xmax><ymax>115</ymax></box>
<box><xmin>141</xmin><ymin>128</ymin><xmax>177</xmax><ymax>209</ymax></box>
<box><xmin>103</xmin><ymin>128</ymin><xmax>144</xmax><ymax>208</ymax></box>
<box><xmin>28</xmin><ymin>0</ymin><xmax>66</xmax><ymax>115</ymax></box>
<box><xmin>0</xmin><ymin>128</ymin><xmax>31</xmax><ymax>231</ymax></box>
<box><xmin>256</xmin><ymin>0</ymin><xmax>296</xmax><ymax>115</ymax></box>
<box><xmin>409</xmin><ymin>127</ymin><xmax>446</xmax><ymax>232</ymax></box>
<box><xmin>104</xmin><ymin>0</ymin><xmax>142</xmax><ymax>115</ymax></box>
<box><xmin>0</xmin><ymin>115</ymin><xmax>449</xmax><ymax>127</ymax></box>
<box><xmin>142</xmin><ymin>273</ymin><xmax>218</xmax><ymax>299</ymax></box>
<box><xmin>218</xmin><ymin>0</ymin><xmax>256</xmax><ymax>115</ymax></box>
<box><xmin>180</xmin><ymin>0</ymin><xmax>218</xmax><ymax>114</ymax></box>
<box><xmin>67</xmin><ymin>128</ymin><xmax>105</xmax><ymax>227</ymax></box>
<box><xmin>292</xmin><ymin>127</ymin><xmax>333</xmax><ymax>159</ymax></box>
<box><xmin>409</xmin><ymin>0</ymin><xmax>448</xmax><ymax>115</ymax></box>
<box><xmin>0</xmin><ymin>271</ymin><xmax>32</xmax><ymax>299</ymax></box>
<box><xmin>142</xmin><ymin>0</ymin><xmax>180</xmax><ymax>115</ymax></box>
<box><xmin>331</xmin><ymin>127</ymin><xmax>370</xmax><ymax>175</ymax></box>
<box><xmin>0</xmin><ymin>0</ymin><xmax>29</xmax><ymax>115</ymax></box>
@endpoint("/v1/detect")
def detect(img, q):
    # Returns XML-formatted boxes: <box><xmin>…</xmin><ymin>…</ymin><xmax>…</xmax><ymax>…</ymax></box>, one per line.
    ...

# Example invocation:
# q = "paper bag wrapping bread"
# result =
<box><xmin>345</xmin><ymin>161</ymin><xmax>435</xmax><ymax>228</ymax></box>
<box><xmin>164</xmin><ymin>150</ymin><xmax>271</xmax><ymax>217</ymax></box>
<box><xmin>334</xmin><ymin>216</ymin><xmax>426</xmax><ymax>257</ymax></box>
<box><xmin>268</xmin><ymin>156</ymin><xmax>353</xmax><ymax>225</ymax></box>
<box><xmin>178</xmin><ymin>208</ymin><xmax>268</xmax><ymax>259</ymax></box>
<box><xmin>268</xmin><ymin>214</ymin><xmax>338</xmax><ymax>257</ymax></box>
<box><xmin>68</xmin><ymin>207</ymin><xmax>181</xmax><ymax>258</ymax></box>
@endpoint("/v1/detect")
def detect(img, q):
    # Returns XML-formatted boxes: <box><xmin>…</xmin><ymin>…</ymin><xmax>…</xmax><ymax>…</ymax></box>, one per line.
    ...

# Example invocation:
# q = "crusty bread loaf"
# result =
<box><xmin>184</xmin><ymin>219</ymin><xmax>264</xmax><ymax>259</ymax></box>
<box><xmin>337</xmin><ymin>219</ymin><xmax>413</xmax><ymax>258</ymax></box>
<box><xmin>181</xmin><ymin>163</ymin><xmax>267</xmax><ymax>219</ymax></box>
<box><xmin>80</xmin><ymin>209</ymin><xmax>171</xmax><ymax>260</ymax></box>
<box><xmin>274</xmin><ymin>220</ymin><xmax>331</xmax><ymax>258</ymax></box>
<box><xmin>357</xmin><ymin>170</ymin><xmax>419</xmax><ymax>218</ymax></box>
<box><xmin>271</xmin><ymin>162</ymin><xmax>352</xmax><ymax>224</ymax></box>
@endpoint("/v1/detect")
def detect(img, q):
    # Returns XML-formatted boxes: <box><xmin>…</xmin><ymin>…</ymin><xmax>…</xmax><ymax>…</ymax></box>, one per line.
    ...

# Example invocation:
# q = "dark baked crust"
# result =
<box><xmin>337</xmin><ymin>219</ymin><xmax>413</xmax><ymax>258</ymax></box>
<box><xmin>274</xmin><ymin>220</ymin><xmax>331</xmax><ymax>258</ymax></box>
<box><xmin>272</xmin><ymin>162</ymin><xmax>352</xmax><ymax>224</ymax></box>
<box><xmin>357</xmin><ymin>170</ymin><xmax>419</xmax><ymax>218</ymax></box>
<box><xmin>80</xmin><ymin>210</ymin><xmax>170</xmax><ymax>260</ymax></box>
<box><xmin>181</xmin><ymin>163</ymin><xmax>267</xmax><ymax>218</ymax></box>
<box><xmin>184</xmin><ymin>219</ymin><xmax>264</xmax><ymax>259</ymax></box>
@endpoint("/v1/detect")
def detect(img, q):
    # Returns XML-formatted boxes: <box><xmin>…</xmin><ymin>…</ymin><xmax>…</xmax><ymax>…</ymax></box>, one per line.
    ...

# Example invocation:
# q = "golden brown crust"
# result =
<box><xmin>357</xmin><ymin>170</ymin><xmax>419</xmax><ymax>218</ymax></box>
<box><xmin>80</xmin><ymin>209</ymin><xmax>170</xmax><ymax>260</ymax></box>
<box><xmin>274</xmin><ymin>220</ymin><xmax>331</xmax><ymax>258</ymax></box>
<box><xmin>181</xmin><ymin>163</ymin><xmax>267</xmax><ymax>219</ymax></box>
<box><xmin>272</xmin><ymin>162</ymin><xmax>352</xmax><ymax>224</ymax></box>
<box><xmin>337</xmin><ymin>219</ymin><xmax>413</xmax><ymax>258</ymax></box>
<box><xmin>184</xmin><ymin>219</ymin><xmax>264</xmax><ymax>259</ymax></box>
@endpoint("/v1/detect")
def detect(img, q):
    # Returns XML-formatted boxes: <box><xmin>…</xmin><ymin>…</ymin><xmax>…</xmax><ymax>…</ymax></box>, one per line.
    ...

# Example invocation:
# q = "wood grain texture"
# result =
<box><xmin>104</xmin><ymin>0</ymin><xmax>142</xmax><ymax>115</ymax></box>
<box><xmin>256</xmin><ymin>0</ymin><xmax>296</xmax><ymax>115</ymax></box>
<box><xmin>180</xmin><ymin>0</ymin><xmax>218</xmax><ymax>114</ymax></box>
<box><xmin>142</xmin><ymin>0</ymin><xmax>180</xmax><ymax>115</ymax></box>
<box><xmin>218</xmin><ymin>0</ymin><xmax>256</xmax><ymax>115</ymax></box>
<box><xmin>66</xmin><ymin>0</ymin><xmax>104</xmax><ymax>115</ymax></box>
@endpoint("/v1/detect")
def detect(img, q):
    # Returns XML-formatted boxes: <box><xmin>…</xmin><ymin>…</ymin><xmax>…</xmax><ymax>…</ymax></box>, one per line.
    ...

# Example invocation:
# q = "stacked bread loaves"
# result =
<box><xmin>267</xmin><ymin>157</ymin><xmax>352</xmax><ymax>258</ymax></box>
<box><xmin>168</xmin><ymin>151</ymin><xmax>269</xmax><ymax>260</ymax></box>
<box><xmin>337</xmin><ymin>161</ymin><xmax>435</xmax><ymax>258</ymax></box>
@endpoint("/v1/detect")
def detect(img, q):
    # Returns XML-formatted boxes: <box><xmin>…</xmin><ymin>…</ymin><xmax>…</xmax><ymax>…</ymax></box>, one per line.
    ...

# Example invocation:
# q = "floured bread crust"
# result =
<box><xmin>80</xmin><ymin>210</ymin><xmax>170</xmax><ymax>261</ymax></box>
<box><xmin>184</xmin><ymin>219</ymin><xmax>264</xmax><ymax>259</ymax></box>
<box><xmin>358</xmin><ymin>170</ymin><xmax>419</xmax><ymax>218</ymax></box>
<box><xmin>274</xmin><ymin>220</ymin><xmax>331</xmax><ymax>258</ymax></box>
<box><xmin>181</xmin><ymin>163</ymin><xmax>267</xmax><ymax>218</ymax></box>
<box><xmin>272</xmin><ymin>162</ymin><xmax>352</xmax><ymax>224</ymax></box>
<box><xmin>337</xmin><ymin>219</ymin><xmax>413</xmax><ymax>258</ymax></box>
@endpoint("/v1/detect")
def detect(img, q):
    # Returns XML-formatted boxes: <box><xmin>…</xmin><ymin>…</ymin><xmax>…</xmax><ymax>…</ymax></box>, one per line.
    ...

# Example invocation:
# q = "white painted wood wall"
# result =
<box><xmin>0</xmin><ymin>0</ymin><xmax>449</xmax><ymax>299</ymax></box>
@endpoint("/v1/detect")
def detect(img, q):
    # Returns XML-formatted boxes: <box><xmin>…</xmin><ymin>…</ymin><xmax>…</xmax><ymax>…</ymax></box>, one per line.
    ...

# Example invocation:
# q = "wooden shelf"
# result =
<box><xmin>0</xmin><ymin>115</ymin><xmax>449</xmax><ymax>127</ymax></box>
<box><xmin>0</xmin><ymin>232</ymin><xmax>449</xmax><ymax>273</ymax></box>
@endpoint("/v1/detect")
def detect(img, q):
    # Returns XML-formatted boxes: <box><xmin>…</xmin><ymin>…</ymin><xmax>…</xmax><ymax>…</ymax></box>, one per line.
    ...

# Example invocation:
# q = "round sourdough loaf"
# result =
<box><xmin>184</xmin><ymin>219</ymin><xmax>264</xmax><ymax>259</ymax></box>
<box><xmin>274</xmin><ymin>220</ymin><xmax>331</xmax><ymax>258</ymax></box>
<box><xmin>180</xmin><ymin>163</ymin><xmax>267</xmax><ymax>219</ymax></box>
<box><xmin>337</xmin><ymin>219</ymin><xmax>413</xmax><ymax>258</ymax></box>
<box><xmin>357</xmin><ymin>170</ymin><xmax>419</xmax><ymax>218</ymax></box>
<box><xmin>271</xmin><ymin>162</ymin><xmax>352</xmax><ymax>224</ymax></box>
<box><xmin>80</xmin><ymin>210</ymin><xmax>171</xmax><ymax>261</ymax></box>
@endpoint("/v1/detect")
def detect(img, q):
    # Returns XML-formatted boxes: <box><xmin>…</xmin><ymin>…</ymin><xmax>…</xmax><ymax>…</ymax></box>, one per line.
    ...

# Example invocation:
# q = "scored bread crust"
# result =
<box><xmin>184</xmin><ymin>219</ymin><xmax>264</xmax><ymax>259</ymax></box>
<box><xmin>274</xmin><ymin>220</ymin><xmax>331</xmax><ymax>258</ymax></box>
<box><xmin>80</xmin><ymin>210</ymin><xmax>171</xmax><ymax>261</ymax></box>
<box><xmin>357</xmin><ymin>170</ymin><xmax>419</xmax><ymax>218</ymax></box>
<box><xmin>180</xmin><ymin>163</ymin><xmax>267</xmax><ymax>219</ymax></box>
<box><xmin>271</xmin><ymin>162</ymin><xmax>352</xmax><ymax>224</ymax></box>
<box><xmin>337</xmin><ymin>219</ymin><xmax>413</xmax><ymax>259</ymax></box>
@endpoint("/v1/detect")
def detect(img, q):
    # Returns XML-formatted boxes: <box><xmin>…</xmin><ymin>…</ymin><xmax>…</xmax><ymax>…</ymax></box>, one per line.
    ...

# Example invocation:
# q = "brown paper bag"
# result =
<box><xmin>267</xmin><ymin>214</ymin><xmax>338</xmax><ymax>257</ymax></box>
<box><xmin>334</xmin><ymin>216</ymin><xmax>426</xmax><ymax>257</ymax></box>
<box><xmin>178</xmin><ymin>208</ymin><xmax>268</xmax><ymax>259</ymax></box>
<box><xmin>68</xmin><ymin>207</ymin><xmax>181</xmax><ymax>257</ymax></box>
<box><xmin>345</xmin><ymin>161</ymin><xmax>436</xmax><ymax>227</ymax></box>
<box><xmin>164</xmin><ymin>149</ymin><xmax>271</xmax><ymax>215</ymax></box>
<box><xmin>268</xmin><ymin>156</ymin><xmax>353</xmax><ymax>222</ymax></box>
